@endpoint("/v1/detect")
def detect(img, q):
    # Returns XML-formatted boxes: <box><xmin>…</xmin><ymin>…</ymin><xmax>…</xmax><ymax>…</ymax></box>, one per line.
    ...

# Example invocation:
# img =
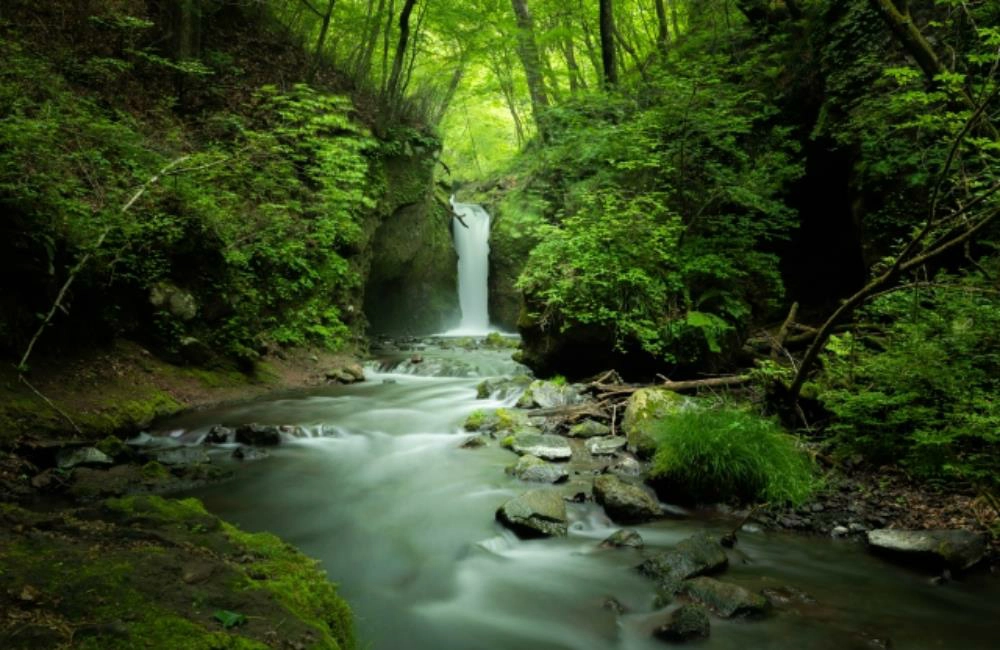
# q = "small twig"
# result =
<box><xmin>18</xmin><ymin>375</ymin><xmax>81</xmax><ymax>434</ymax></box>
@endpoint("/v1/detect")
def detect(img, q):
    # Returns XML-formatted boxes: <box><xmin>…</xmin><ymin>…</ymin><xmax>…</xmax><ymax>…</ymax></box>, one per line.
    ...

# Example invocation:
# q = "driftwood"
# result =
<box><xmin>659</xmin><ymin>375</ymin><xmax>752</xmax><ymax>392</ymax></box>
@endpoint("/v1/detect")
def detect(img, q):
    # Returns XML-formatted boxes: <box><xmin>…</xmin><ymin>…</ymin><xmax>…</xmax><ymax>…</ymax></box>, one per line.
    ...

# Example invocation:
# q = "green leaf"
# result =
<box><xmin>213</xmin><ymin>610</ymin><xmax>247</xmax><ymax>629</ymax></box>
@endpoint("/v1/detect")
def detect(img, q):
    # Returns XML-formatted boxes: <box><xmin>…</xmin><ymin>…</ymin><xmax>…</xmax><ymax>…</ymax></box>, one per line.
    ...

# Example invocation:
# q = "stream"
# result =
<box><xmin>156</xmin><ymin>343</ymin><xmax>999</xmax><ymax>650</ymax></box>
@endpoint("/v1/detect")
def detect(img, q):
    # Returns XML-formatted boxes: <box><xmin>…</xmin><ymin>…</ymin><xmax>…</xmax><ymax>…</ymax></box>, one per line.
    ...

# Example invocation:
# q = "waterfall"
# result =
<box><xmin>450</xmin><ymin>198</ymin><xmax>491</xmax><ymax>334</ymax></box>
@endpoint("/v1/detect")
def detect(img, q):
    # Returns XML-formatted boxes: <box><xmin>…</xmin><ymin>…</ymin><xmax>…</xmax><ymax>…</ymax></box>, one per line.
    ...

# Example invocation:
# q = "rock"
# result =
<box><xmin>496</xmin><ymin>490</ymin><xmax>568</xmax><ymax>538</ymax></box>
<box><xmin>145</xmin><ymin>447</ymin><xmax>211</xmax><ymax>466</ymax></box>
<box><xmin>410</xmin><ymin>354</ymin><xmax>424</xmax><ymax>364</ymax></box>
<box><xmin>683</xmin><ymin>577</ymin><xmax>770</xmax><ymax>618</ymax></box>
<box><xmin>325</xmin><ymin>369</ymin><xmax>356</xmax><ymax>383</ymax></box>
<box><xmin>56</xmin><ymin>447</ymin><xmax>113</xmax><ymax>469</ymax></box>
<box><xmin>600</xmin><ymin>529</ymin><xmax>644</xmax><ymax>549</ymax></box>
<box><xmin>460</xmin><ymin>435</ymin><xmax>489</xmax><ymax>449</ymax></box>
<box><xmin>654</xmin><ymin>605</ymin><xmax>710</xmax><ymax>643</ymax></box>
<box><xmin>608</xmin><ymin>455</ymin><xmax>643</xmax><ymax>477</ymax></box>
<box><xmin>593</xmin><ymin>474</ymin><xmax>661</xmax><ymax>523</ymax></box>
<box><xmin>464</xmin><ymin>408</ymin><xmax>532</xmax><ymax>435</ymax></box>
<box><xmin>831</xmin><ymin>525</ymin><xmax>849</xmax><ymax>538</ymax></box>
<box><xmin>586</xmin><ymin>436</ymin><xmax>628</xmax><ymax>456</ymax></box>
<box><xmin>506</xmin><ymin>455</ymin><xmax>569</xmax><ymax>483</ymax></box>
<box><xmin>566</xmin><ymin>419</ymin><xmax>611</xmax><ymax>438</ymax></box>
<box><xmin>866</xmin><ymin>529</ymin><xmax>988</xmax><ymax>571</ymax></box>
<box><xmin>516</xmin><ymin>379</ymin><xmax>580</xmax><ymax>409</ymax></box>
<box><xmin>179</xmin><ymin>336</ymin><xmax>214</xmax><ymax>365</ymax></box>
<box><xmin>638</xmin><ymin>533</ymin><xmax>729</xmax><ymax>588</ymax></box>
<box><xmin>203</xmin><ymin>426</ymin><xmax>234</xmax><ymax>444</ymax></box>
<box><xmin>602</xmin><ymin>597</ymin><xmax>627</xmax><ymax>616</ymax></box>
<box><xmin>509</xmin><ymin>434</ymin><xmax>572</xmax><ymax>461</ymax></box>
<box><xmin>149</xmin><ymin>281</ymin><xmax>197</xmax><ymax>320</ymax></box>
<box><xmin>622</xmin><ymin>388</ymin><xmax>687</xmax><ymax>459</ymax></box>
<box><xmin>232</xmin><ymin>446</ymin><xmax>269</xmax><ymax>462</ymax></box>
<box><xmin>476</xmin><ymin>375</ymin><xmax>533</xmax><ymax>400</ymax></box>
<box><xmin>235</xmin><ymin>423</ymin><xmax>283</xmax><ymax>447</ymax></box>
<box><xmin>30</xmin><ymin>468</ymin><xmax>62</xmax><ymax>490</ymax></box>
<box><xmin>760</xmin><ymin>586</ymin><xmax>815</xmax><ymax>608</ymax></box>
<box><xmin>343</xmin><ymin>363</ymin><xmax>365</xmax><ymax>381</ymax></box>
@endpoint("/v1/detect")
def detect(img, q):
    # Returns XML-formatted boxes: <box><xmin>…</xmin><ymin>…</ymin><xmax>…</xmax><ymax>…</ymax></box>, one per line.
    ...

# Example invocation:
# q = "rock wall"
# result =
<box><xmin>362</xmin><ymin>147</ymin><xmax>460</xmax><ymax>335</ymax></box>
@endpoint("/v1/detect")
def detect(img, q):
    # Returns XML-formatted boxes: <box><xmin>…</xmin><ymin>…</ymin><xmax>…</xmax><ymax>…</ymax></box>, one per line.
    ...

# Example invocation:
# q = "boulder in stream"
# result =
<box><xmin>622</xmin><ymin>388</ymin><xmax>687</xmax><ymax>459</ymax></box>
<box><xmin>566</xmin><ymin>419</ymin><xmax>611</xmax><ymax>438</ymax></box>
<box><xmin>506</xmin><ymin>455</ymin><xmax>569</xmax><ymax>484</ymax></box>
<box><xmin>56</xmin><ymin>447</ymin><xmax>113</xmax><ymax>469</ymax></box>
<box><xmin>866</xmin><ymin>529</ymin><xmax>988</xmax><ymax>571</ymax></box>
<box><xmin>516</xmin><ymin>379</ymin><xmax>580</xmax><ymax>409</ymax></box>
<box><xmin>234</xmin><ymin>423</ymin><xmax>283</xmax><ymax>446</ymax></box>
<box><xmin>144</xmin><ymin>447</ymin><xmax>211</xmax><ymax>467</ymax></box>
<box><xmin>682</xmin><ymin>577</ymin><xmax>770</xmax><ymax>618</ymax></box>
<box><xmin>508</xmin><ymin>434</ymin><xmax>572</xmax><ymax>461</ymax></box>
<box><xmin>600</xmin><ymin>529</ymin><xmax>644</xmax><ymax>549</ymax></box>
<box><xmin>638</xmin><ymin>533</ymin><xmax>729</xmax><ymax>588</ymax></box>
<box><xmin>593</xmin><ymin>474</ymin><xmax>661</xmax><ymax>523</ymax></box>
<box><xmin>586</xmin><ymin>436</ymin><xmax>628</xmax><ymax>456</ymax></box>
<box><xmin>203</xmin><ymin>426</ymin><xmax>234</xmax><ymax>444</ymax></box>
<box><xmin>654</xmin><ymin>604</ymin><xmax>711</xmax><ymax>643</ymax></box>
<box><xmin>496</xmin><ymin>490</ymin><xmax>568</xmax><ymax>538</ymax></box>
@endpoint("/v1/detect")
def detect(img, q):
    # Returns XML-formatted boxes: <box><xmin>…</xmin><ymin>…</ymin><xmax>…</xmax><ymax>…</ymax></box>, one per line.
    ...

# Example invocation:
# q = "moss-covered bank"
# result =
<box><xmin>0</xmin><ymin>339</ymin><xmax>360</xmax><ymax>449</ymax></box>
<box><xmin>0</xmin><ymin>496</ymin><xmax>354</xmax><ymax>649</ymax></box>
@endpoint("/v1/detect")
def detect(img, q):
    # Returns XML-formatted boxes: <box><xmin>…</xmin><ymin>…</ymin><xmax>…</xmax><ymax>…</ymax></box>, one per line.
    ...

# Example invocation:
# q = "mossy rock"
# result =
<box><xmin>0</xmin><ymin>497</ymin><xmax>354</xmax><ymax>649</ymax></box>
<box><xmin>622</xmin><ymin>388</ymin><xmax>688</xmax><ymax>459</ymax></box>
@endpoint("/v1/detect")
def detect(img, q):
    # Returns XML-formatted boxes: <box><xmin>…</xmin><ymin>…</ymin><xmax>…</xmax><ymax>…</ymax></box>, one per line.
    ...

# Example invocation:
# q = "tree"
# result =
<box><xmin>599</xmin><ymin>0</ymin><xmax>618</xmax><ymax>86</ymax></box>
<box><xmin>385</xmin><ymin>0</ymin><xmax>417</xmax><ymax>103</ymax></box>
<box><xmin>510</xmin><ymin>0</ymin><xmax>551</xmax><ymax>140</ymax></box>
<box><xmin>299</xmin><ymin>0</ymin><xmax>338</xmax><ymax>82</ymax></box>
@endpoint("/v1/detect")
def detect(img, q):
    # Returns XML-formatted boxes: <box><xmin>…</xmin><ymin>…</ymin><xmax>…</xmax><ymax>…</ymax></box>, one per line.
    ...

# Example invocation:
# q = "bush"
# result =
<box><xmin>649</xmin><ymin>408</ymin><xmax>818</xmax><ymax>506</ymax></box>
<box><xmin>818</xmin><ymin>267</ymin><xmax>1000</xmax><ymax>488</ymax></box>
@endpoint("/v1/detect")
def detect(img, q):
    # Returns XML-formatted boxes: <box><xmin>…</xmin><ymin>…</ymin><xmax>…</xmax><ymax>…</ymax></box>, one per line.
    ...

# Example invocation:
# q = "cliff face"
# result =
<box><xmin>362</xmin><ymin>148</ymin><xmax>460</xmax><ymax>336</ymax></box>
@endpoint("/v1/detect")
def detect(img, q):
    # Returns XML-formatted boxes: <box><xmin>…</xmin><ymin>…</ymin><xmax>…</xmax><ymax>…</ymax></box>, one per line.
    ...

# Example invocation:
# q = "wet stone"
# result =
<box><xmin>496</xmin><ymin>489</ymin><xmax>568</xmax><ymax>538</ymax></box>
<box><xmin>510</xmin><ymin>434</ymin><xmax>572</xmax><ymax>461</ymax></box>
<box><xmin>593</xmin><ymin>474</ymin><xmax>661</xmax><ymax>524</ymax></box>
<box><xmin>654</xmin><ymin>604</ymin><xmax>710</xmax><ymax>643</ymax></box>
<box><xmin>682</xmin><ymin>577</ymin><xmax>770</xmax><ymax>619</ymax></box>
<box><xmin>506</xmin><ymin>454</ymin><xmax>569</xmax><ymax>484</ymax></box>
<box><xmin>600</xmin><ymin>529</ymin><xmax>644</xmax><ymax>549</ymax></box>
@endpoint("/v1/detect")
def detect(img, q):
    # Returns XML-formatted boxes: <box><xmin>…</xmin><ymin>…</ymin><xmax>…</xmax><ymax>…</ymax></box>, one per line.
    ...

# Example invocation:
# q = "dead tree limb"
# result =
<box><xmin>771</xmin><ymin>301</ymin><xmax>799</xmax><ymax>361</ymax></box>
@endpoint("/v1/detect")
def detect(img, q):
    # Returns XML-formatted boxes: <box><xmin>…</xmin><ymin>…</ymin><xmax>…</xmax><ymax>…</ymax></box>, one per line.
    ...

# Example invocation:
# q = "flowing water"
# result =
<box><xmin>449</xmin><ymin>198</ymin><xmax>491</xmax><ymax>334</ymax></box>
<box><xmin>156</xmin><ymin>344</ymin><xmax>1000</xmax><ymax>650</ymax></box>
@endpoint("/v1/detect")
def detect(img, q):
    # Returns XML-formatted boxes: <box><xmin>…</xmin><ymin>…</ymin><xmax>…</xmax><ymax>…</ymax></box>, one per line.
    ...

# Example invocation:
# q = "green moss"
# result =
<box><xmin>1</xmin><ymin>497</ymin><xmax>354</xmax><ymax>649</ymax></box>
<box><xmin>141</xmin><ymin>461</ymin><xmax>171</xmax><ymax>480</ymax></box>
<box><xmin>223</xmin><ymin>524</ymin><xmax>354</xmax><ymax>650</ymax></box>
<box><xmin>96</xmin><ymin>435</ymin><xmax>128</xmax><ymax>458</ymax></box>
<box><xmin>464</xmin><ymin>409</ymin><xmax>487</xmax><ymax>431</ymax></box>
<box><xmin>500</xmin><ymin>435</ymin><xmax>516</xmax><ymax>449</ymax></box>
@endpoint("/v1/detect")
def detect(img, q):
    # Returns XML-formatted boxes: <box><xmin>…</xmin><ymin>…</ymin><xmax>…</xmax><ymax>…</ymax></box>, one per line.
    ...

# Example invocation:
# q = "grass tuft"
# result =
<box><xmin>650</xmin><ymin>407</ymin><xmax>818</xmax><ymax>506</ymax></box>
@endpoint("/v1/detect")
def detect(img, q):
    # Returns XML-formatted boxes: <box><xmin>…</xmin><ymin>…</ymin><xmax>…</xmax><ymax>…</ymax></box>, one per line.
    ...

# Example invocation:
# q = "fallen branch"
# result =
<box><xmin>770</xmin><ymin>301</ymin><xmax>799</xmax><ymax>361</ymax></box>
<box><xmin>660</xmin><ymin>375</ymin><xmax>752</xmax><ymax>392</ymax></box>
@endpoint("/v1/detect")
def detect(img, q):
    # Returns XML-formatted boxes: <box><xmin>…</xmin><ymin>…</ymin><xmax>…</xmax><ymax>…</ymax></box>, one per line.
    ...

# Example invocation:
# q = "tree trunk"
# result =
<box><xmin>510</xmin><ymin>0</ymin><xmax>551</xmax><ymax>140</ymax></box>
<box><xmin>599</xmin><ymin>0</ymin><xmax>618</xmax><ymax>86</ymax></box>
<box><xmin>307</xmin><ymin>0</ymin><xmax>337</xmax><ymax>82</ymax></box>
<box><xmin>653</xmin><ymin>0</ymin><xmax>670</xmax><ymax>49</ymax></box>
<box><xmin>386</xmin><ymin>0</ymin><xmax>417</xmax><ymax>102</ymax></box>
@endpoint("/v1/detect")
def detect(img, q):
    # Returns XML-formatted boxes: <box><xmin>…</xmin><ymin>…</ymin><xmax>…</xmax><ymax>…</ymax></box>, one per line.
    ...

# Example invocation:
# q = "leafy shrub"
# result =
<box><xmin>649</xmin><ymin>407</ymin><xmax>818</xmax><ymax>505</ymax></box>
<box><xmin>515</xmin><ymin>55</ymin><xmax>800</xmax><ymax>365</ymax></box>
<box><xmin>818</xmin><ymin>266</ymin><xmax>1000</xmax><ymax>488</ymax></box>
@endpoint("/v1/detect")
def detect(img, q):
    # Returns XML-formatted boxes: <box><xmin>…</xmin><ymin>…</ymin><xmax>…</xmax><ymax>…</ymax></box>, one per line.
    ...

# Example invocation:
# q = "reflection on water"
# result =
<box><xmin>159</xmin><ymin>347</ymin><xmax>1000</xmax><ymax>650</ymax></box>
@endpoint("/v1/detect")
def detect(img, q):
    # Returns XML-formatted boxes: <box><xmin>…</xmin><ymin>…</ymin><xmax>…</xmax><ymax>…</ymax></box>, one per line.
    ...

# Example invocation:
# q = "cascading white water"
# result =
<box><xmin>450</xmin><ymin>197</ymin><xmax>491</xmax><ymax>333</ymax></box>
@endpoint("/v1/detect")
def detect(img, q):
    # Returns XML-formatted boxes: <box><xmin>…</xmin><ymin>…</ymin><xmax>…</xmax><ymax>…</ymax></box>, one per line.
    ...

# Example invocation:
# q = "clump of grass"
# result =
<box><xmin>650</xmin><ymin>408</ymin><xmax>818</xmax><ymax>506</ymax></box>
